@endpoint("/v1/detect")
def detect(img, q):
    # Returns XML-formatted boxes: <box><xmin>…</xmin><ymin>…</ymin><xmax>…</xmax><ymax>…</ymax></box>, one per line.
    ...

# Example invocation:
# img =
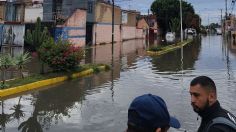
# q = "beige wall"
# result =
<box><xmin>136</xmin><ymin>29</ymin><xmax>145</xmax><ymax>39</ymax></box>
<box><xmin>122</xmin><ymin>11</ymin><xmax>139</xmax><ymax>27</ymax></box>
<box><xmin>122</xmin><ymin>26</ymin><xmax>136</xmax><ymax>40</ymax></box>
<box><xmin>95</xmin><ymin>2</ymin><xmax>121</xmax><ymax>24</ymax></box>
<box><xmin>137</xmin><ymin>18</ymin><xmax>149</xmax><ymax>29</ymax></box>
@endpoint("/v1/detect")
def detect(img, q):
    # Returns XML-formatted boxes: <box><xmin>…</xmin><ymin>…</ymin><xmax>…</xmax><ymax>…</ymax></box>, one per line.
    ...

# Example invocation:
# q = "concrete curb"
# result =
<box><xmin>147</xmin><ymin>39</ymin><xmax>193</xmax><ymax>56</ymax></box>
<box><xmin>0</xmin><ymin>66</ymin><xmax>106</xmax><ymax>99</ymax></box>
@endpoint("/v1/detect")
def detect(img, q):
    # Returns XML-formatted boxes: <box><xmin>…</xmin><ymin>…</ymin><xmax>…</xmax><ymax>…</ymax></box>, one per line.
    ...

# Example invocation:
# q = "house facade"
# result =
<box><xmin>92</xmin><ymin>1</ymin><xmax>122</xmax><ymax>45</ymax></box>
<box><xmin>136</xmin><ymin>17</ymin><xmax>149</xmax><ymax>39</ymax></box>
<box><xmin>121</xmin><ymin>10</ymin><xmax>140</xmax><ymax>40</ymax></box>
<box><xmin>43</xmin><ymin>0</ymin><xmax>87</xmax><ymax>47</ymax></box>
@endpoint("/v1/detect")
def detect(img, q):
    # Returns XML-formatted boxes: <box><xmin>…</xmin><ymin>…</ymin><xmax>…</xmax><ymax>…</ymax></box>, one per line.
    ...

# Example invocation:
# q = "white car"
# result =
<box><xmin>216</xmin><ymin>28</ymin><xmax>222</xmax><ymax>35</ymax></box>
<box><xmin>165</xmin><ymin>32</ymin><xmax>176</xmax><ymax>42</ymax></box>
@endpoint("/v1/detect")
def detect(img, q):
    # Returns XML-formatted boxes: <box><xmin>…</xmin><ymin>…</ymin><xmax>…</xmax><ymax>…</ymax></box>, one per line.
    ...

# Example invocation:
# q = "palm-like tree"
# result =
<box><xmin>10</xmin><ymin>96</ymin><xmax>25</xmax><ymax>124</ymax></box>
<box><xmin>0</xmin><ymin>101</ymin><xmax>12</xmax><ymax>132</ymax></box>
<box><xmin>18</xmin><ymin>116</ymin><xmax>43</xmax><ymax>132</ymax></box>
<box><xmin>15</xmin><ymin>52</ymin><xmax>31</xmax><ymax>78</ymax></box>
<box><xmin>18</xmin><ymin>104</ymin><xmax>43</xmax><ymax>132</ymax></box>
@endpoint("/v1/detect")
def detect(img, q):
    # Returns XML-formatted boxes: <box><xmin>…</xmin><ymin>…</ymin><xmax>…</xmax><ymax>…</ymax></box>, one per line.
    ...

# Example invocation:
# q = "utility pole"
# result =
<box><xmin>148</xmin><ymin>9</ymin><xmax>150</xmax><ymax>39</ymax></box>
<box><xmin>220</xmin><ymin>9</ymin><xmax>223</xmax><ymax>33</ymax></box>
<box><xmin>208</xmin><ymin>13</ymin><xmax>210</xmax><ymax>33</ymax></box>
<box><xmin>198</xmin><ymin>11</ymin><xmax>201</xmax><ymax>29</ymax></box>
<box><xmin>112</xmin><ymin>0</ymin><xmax>114</xmax><ymax>60</ymax></box>
<box><xmin>226</xmin><ymin>0</ymin><xmax>228</xmax><ymax>18</ymax></box>
<box><xmin>221</xmin><ymin>9</ymin><xmax>223</xmax><ymax>24</ymax></box>
<box><xmin>180</xmin><ymin>0</ymin><xmax>183</xmax><ymax>42</ymax></box>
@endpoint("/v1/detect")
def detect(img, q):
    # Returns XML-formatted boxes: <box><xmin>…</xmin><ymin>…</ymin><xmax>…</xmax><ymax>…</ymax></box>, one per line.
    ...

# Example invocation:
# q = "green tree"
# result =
<box><xmin>10</xmin><ymin>97</ymin><xmax>25</xmax><ymax>124</ymax></box>
<box><xmin>0</xmin><ymin>101</ymin><xmax>12</xmax><ymax>132</ymax></box>
<box><xmin>151</xmin><ymin>0</ymin><xmax>196</xmax><ymax>34</ymax></box>
<box><xmin>169</xmin><ymin>18</ymin><xmax>180</xmax><ymax>33</ymax></box>
<box><xmin>24</xmin><ymin>17</ymin><xmax>50</xmax><ymax>74</ymax></box>
<box><xmin>24</xmin><ymin>17</ymin><xmax>49</xmax><ymax>51</ymax></box>
<box><xmin>18</xmin><ymin>100</ymin><xmax>42</xmax><ymax>132</ymax></box>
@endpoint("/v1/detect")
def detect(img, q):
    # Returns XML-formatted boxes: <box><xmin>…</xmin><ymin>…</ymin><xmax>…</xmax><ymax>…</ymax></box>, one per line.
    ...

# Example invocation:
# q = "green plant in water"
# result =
<box><xmin>93</xmin><ymin>67</ymin><xmax>100</xmax><ymax>73</ymax></box>
<box><xmin>0</xmin><ymin>101</ymin><xmax>12</xmax><ymax>131</ymax></box>
<box><xmin>18</xmin><ymin>102</ymin><xmax>42</xmax><ymax>132</ymax></box>
<box><xmin>104</xmin><ymin>65</ymin><xmax>111</xmax><ymax>71</ymax></box>
<box><xmin>15</xmin><ymin>52</ymin><xmax>31</xmax><ymax>78</ymax></box>
<box><xmin>149</xmin><ymin>46</ymin><xmax>163</xmax><ymax>52</ymax></box>
<box><xmin>10</xmin><ymin>97</ymin><xmax>25</xmax><ymax>123</ymax></box>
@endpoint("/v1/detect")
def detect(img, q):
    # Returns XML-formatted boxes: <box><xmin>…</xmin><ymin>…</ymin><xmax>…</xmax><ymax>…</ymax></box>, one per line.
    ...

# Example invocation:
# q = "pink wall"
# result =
<box><xmin>93</xmin><ymin>24</ymin><xmax>121</xmax><ymax>45</ymax></box>
<box><xmin>122</xmin><ymin>26</ymin><xmax>136</xmax><ymax>40</ymax></box>
<box><xmin>62</xmin><ymin>9</ymin><xmax>87</xmax><ymax>47</ymax></box>
<box><xmin>135</xmin><ymin>29</ymin><xmax>145</xmax><ymax>39</ymax></box>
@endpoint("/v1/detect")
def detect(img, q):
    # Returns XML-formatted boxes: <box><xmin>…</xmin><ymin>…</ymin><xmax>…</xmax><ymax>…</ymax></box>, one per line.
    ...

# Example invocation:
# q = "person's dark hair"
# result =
<box><xmin>190</xmin><ymin>76</ymin><xmax>216</xmax><ymax>93</ymax></box>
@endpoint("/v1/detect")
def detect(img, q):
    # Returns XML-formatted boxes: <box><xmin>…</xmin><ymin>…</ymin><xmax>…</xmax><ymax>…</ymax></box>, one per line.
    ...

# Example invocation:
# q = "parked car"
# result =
<box><xmin>165</xmin><ymin>32</ymin><xmax>175</xmax><ymax>42</ymax></box>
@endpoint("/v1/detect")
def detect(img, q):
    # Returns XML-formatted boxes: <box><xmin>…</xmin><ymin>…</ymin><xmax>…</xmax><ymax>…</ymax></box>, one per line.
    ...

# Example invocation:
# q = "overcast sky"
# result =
<box><xmin>116</xmin><ymin>0</ymin><xmax>235</xmax><ymax>25</ymax></box>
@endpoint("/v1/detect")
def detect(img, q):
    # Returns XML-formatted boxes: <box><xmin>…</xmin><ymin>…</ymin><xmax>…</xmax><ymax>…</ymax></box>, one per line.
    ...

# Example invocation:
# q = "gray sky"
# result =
<box><xmin>116</xmin><ymin>0</ymin><xmax>234</xmax><ymax>25</ymax></box>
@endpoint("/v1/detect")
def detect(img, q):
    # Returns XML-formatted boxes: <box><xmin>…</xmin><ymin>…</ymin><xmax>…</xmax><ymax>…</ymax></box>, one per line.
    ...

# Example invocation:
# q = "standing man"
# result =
<box><xmin>189</xmin><ymin>76</ymin><xmax>236</xmax><ymax>132</ymax></box>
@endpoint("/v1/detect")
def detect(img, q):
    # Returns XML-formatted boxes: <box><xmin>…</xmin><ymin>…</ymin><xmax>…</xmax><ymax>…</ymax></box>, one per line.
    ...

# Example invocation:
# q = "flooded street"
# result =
<box><xmin>1</xmin><ymin>36</ymin><xmax>236</xmax><ymax>132</ymax></box>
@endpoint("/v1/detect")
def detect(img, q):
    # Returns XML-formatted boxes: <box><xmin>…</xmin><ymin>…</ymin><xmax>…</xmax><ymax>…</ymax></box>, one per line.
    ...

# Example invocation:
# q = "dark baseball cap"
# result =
<box><xmin>128</xmin><ymin>94</ymin><xmax>181</xmax><ymax>131</ymax></box>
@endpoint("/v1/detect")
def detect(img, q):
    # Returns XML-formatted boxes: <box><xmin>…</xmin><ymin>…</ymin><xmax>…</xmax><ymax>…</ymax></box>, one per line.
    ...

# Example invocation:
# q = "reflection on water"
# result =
<box><xmin>151</xmin><ymin>37</ymin><xmax>201</xmax><ymax>72</ymax></box>
<box><xmin>1</xmin><ymin>37</ymin><xmax>236</xmax><ymax>132</ymax></box>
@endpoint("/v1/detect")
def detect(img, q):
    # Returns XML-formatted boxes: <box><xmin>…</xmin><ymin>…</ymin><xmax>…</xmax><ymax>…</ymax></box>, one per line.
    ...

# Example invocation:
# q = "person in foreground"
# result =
<box><xmin>190</xmin><ymin>76</ymin><xmax>236</xmax><ymax>132</ymax></box>
<box><xmin>127</xmin><ymin>94</ymin><xmax>181</xmax><ymax>132</ymax></box>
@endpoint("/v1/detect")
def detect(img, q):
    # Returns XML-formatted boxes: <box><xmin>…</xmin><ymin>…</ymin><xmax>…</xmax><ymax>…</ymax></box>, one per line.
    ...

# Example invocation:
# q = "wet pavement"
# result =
<box><xmin>1</xmin><ymin>36</ymin><xmax>236</xmax><ymax>132</ymax></box>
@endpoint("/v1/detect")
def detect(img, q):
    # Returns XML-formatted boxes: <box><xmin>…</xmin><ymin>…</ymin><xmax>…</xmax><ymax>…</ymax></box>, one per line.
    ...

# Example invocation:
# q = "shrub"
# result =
<box><xmin>15</xmin><ymin>52</ymin><xmax>31</xmax><ymax>78</ymax></box>
<box><xmin>38</xmin><ymin>39</ymin><xmax>84</xmax><ymax>71</ymax></box>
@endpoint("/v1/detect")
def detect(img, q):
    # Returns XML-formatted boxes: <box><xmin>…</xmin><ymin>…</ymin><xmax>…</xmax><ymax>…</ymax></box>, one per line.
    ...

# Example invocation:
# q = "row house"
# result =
<box><xmin>1</xmin><ymin>0</ymin><xmax>147</xmax><ymax>49</ymax></box>
<box><xmin>136</xmin><ymin>17</ymin><xmax>149</xmax><ymax>39</ymax></box>
<box><xmin>88</xmin><ymin>0</ymin><xmax>122</xmax><ymax>45</ymax></box>
<box><xmin>121</xmin><ymin>10</ymin><xmax>141</xmax><ymax>40</ymax></box>
<box><xmin>146</xmin><ymin>15</ymin><xmax>159</xmax><ymax>36</ymax></box>
<box><xmin>0</xmin><ymin>0</ymin><xmax>43</xmax><ymax>22</ymax></box>
<box><xmin>224</xmin><ymin>15</ymin><xmax>236</xmax><ymax>39</ymax></box>
<box><xmin>43</xmin><ymin>0</ymin><xmax>87</xmax><ymax>47</ymax></box>
<box><xmin>0</xmin><ymin>0</ymin><xmax>43</xmax><ymax>55</ymax></box>
<box><xmin>87</xmin><ymin>0</ymin><xmax>146</xmax><ymax>45</ymax></box>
